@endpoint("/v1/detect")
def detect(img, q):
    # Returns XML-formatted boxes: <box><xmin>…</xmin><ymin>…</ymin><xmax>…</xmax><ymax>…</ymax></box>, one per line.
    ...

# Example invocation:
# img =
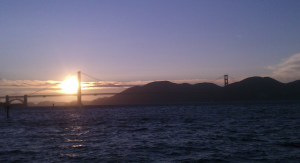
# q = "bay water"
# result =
<box><xmin>1</xmin><ymin>104</ymin><xmax>300</xmax><ymax>162</ymax></box>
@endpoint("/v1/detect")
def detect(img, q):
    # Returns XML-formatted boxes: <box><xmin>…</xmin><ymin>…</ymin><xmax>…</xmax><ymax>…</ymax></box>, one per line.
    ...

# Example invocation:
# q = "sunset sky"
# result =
<box><xmin>1</xmin><ymin>0</ymin><xmax>300</xmax><ymax>99</ymax></box>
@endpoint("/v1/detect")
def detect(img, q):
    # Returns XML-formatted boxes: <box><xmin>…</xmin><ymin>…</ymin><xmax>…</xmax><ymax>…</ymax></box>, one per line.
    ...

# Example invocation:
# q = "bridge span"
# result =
<box><xmin>0</xmin><ymin>71</ymin><xmax>112</xmax><ymax>107</ymax></box>
<box><xmin>1</xmin><ymin>71</ymin><xmax>233</xmax><ymax>117</ymax></box>
<box><xmin>0</xmin><ymin>71</ymin><xmax>233</xmax><ymax>107</ymax></box>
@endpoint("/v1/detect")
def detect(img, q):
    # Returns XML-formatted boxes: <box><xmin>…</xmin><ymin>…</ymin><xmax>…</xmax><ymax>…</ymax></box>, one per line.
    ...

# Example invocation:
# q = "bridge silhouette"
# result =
<box><xmin>0</xmin><ymin>71</ymin><xmax>237</xmax><ymax>117</ymax></box>
<box><xmin>0</xmin><ymin>71</ymin><xmax>124</xmax><ymax>107</ymax></box>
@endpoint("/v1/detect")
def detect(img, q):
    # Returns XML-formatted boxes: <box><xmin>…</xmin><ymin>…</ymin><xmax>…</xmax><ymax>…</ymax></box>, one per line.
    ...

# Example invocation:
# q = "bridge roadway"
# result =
<box><xmin>0</xmin><ymin>93</ymin><xmax>119</xmax><ymax>99</ymax></box>
<box><xmin>0</xmin><ymin>93</ymin><xmax>120</xmax><ymax>109</ymax></box>
<box><xmin>0</xmin><ymin>93</ymin><xmax>120</xmax><ymax>108</ymax></box>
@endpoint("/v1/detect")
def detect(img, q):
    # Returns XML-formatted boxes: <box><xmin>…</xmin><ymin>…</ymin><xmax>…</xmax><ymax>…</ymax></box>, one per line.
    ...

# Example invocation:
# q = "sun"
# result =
<box><xmin>60</xmin><ymin>77</ymin><xmax>78</xmax><ymax>94</ymax></box>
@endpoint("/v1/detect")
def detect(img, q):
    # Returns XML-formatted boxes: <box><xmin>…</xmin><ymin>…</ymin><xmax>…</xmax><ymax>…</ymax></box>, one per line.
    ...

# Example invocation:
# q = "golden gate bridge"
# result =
<box><xmin>0</xmin><ymin>71</ymin><xmax>238</xmax><ymax>117</ymax></box>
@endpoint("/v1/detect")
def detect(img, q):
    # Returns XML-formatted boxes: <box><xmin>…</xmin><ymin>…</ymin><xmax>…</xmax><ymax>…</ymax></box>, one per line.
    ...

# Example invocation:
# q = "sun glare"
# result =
<box><xmin>60</xmin><ymin>77</ymin><xmax>78</xmax><ymax>94</ymax></box>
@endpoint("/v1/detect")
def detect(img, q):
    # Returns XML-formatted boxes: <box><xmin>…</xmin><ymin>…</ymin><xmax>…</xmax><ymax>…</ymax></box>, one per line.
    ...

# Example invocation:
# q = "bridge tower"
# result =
<box><xmin>77</xmin><ymin>71</ymin><xmax>82</xmax><ymax>106</ymax></box>
<box><xmin>224</xmin><ymin>74</ymin><xmax>228</xmax><ymax>87</ymax></box>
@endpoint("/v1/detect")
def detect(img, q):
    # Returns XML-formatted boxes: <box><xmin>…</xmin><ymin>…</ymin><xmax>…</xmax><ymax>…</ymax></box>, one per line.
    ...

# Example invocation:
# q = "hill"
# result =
<box><xmin>90</xmin><ymin>77</ymin><xmax>300</xmax><ymax>105</ymax></box>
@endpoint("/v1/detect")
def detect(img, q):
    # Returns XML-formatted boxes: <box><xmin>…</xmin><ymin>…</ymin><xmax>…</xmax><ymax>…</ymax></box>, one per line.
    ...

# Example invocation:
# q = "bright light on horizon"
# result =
<box><xmin>60</xmin><ymin>77</ymin><xmax>78</xmax><ymax>94</ymax></box>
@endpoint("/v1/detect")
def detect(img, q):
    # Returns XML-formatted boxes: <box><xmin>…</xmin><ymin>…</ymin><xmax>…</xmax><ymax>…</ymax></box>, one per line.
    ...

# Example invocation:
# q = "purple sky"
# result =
<box><xmin>1</xmin><ymin>0</ymin><xmax>300</xmax><ymax>85</ymax></box>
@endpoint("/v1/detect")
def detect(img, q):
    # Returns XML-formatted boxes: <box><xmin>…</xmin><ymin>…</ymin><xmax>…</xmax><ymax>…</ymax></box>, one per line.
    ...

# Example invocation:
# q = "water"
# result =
<box><xmin>1</xmin><ymin>104</ymin><xmax>300</xmax><ymax>162</ymax></box>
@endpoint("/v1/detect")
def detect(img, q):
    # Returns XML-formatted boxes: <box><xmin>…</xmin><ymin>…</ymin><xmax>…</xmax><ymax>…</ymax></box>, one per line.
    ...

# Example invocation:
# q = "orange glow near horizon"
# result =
<box><xmin>60</xmin><ymin>77</ymin><xmax>78</xmax><ymax>94</ymax></box>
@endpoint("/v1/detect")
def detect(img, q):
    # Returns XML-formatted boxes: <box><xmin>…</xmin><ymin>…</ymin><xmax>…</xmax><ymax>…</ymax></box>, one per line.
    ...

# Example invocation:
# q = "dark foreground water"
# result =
<box><xmin>1</xmin><ymin>104</ymin><xmax>300</xmax><ymax>162</ymax></box>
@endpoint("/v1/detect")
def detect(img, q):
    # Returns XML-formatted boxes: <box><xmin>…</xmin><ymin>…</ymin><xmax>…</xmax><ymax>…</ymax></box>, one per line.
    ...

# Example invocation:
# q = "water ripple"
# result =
<box><xmin>0</xmin><ymin>104</ymin><xmax>300</xmax><ymax>162</ymax></box>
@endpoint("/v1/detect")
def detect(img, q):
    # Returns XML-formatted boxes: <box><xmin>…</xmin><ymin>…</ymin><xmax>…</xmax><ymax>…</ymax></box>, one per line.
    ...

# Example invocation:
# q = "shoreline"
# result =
<box><xmin>21</xmin><ymin>100</ymin><xmax>300</xmax><ymax>108</ymax></box>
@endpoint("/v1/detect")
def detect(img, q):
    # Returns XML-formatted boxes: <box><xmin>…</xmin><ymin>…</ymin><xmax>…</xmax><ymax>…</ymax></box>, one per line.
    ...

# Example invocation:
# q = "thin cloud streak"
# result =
<box><xmin>0</xmin><ymin>79</ymin><xmax>60</xmax><ymax>88</ymax></box>
<box><xmin>268</xmin><ymin>53</ymin><xmax>300</xmax><ymax>82</ymax></box>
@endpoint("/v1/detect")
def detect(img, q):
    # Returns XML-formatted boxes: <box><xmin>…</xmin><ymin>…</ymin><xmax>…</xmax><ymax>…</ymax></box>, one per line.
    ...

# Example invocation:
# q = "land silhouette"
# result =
<box><xmin>89</xmin><ymin>76</ymin><xmax>300</xmax><ymax>105</ymax></box>
<box><xmin>27</xmin><ymin>76</ymin><xmax>300</xmax><ymax>106</ymax></box>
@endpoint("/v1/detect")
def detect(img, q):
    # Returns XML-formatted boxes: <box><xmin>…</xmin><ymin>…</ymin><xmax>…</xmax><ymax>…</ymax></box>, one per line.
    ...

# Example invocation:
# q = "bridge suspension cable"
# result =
<box><xmin>228</xmin><ymin>75</ymin><xmax>238</xmax><ymax>83</ymax></box>
<box><xmin>80</xmin><ymin>71</ymin><xmax>133</xmax><ymax>95</ymax></box>
<box><xmin>207</xmin><ymin>76</ymin><xmax>224</xmax><ymax>84</ymax></box>
<box><xmin>206</xmin><ymin>75</ymin><xmax>240</xmax><ymax>86</ymax></box>
<box><xmin>81</xmin><ymin>72</ymin><xmax>102</xmax><ymax>82</ymax></box>
<box><xmin>28</xmin><ymin>72</ymin><xmax>78</xmax><ymax>96</ymax></box>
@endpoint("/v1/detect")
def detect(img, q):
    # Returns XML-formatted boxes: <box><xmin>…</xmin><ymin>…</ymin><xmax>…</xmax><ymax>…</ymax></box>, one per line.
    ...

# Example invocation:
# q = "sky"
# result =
<box><xmin>1</xmin><ymin>0</ymin><xmax>300</xmax><ymax>100</ymax></box>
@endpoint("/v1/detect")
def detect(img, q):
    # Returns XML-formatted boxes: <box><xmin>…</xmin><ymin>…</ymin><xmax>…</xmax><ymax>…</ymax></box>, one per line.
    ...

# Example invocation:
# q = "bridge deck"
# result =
<box><xmin>0</xmin><ymin>93</ymin><xmax>119</xmax><ymax>99</ymax></box>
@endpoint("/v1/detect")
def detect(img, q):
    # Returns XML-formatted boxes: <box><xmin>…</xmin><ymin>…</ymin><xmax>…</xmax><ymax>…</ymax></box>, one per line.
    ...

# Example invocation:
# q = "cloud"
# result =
<box><xmin>0</xmin><ymin>79</ymin><xmax>60</xmax><ymax>88</ymax></box>
<box><xmin>268</xmin><ymin>53</ymin><xmax>300</xmax><ymax>81</ymax></box>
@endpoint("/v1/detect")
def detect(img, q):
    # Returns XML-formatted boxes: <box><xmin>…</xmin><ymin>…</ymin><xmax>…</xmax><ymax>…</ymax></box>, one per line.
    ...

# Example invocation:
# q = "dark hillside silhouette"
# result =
<box><xmin>90</xmin><ymin>77</ymin><xmax>300</xmax><ymax>105</ymax></box>
<box><xmin>223</xmin><ymin>77</ymin><xmax>286</xmax><ymax>101</ymax></box>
